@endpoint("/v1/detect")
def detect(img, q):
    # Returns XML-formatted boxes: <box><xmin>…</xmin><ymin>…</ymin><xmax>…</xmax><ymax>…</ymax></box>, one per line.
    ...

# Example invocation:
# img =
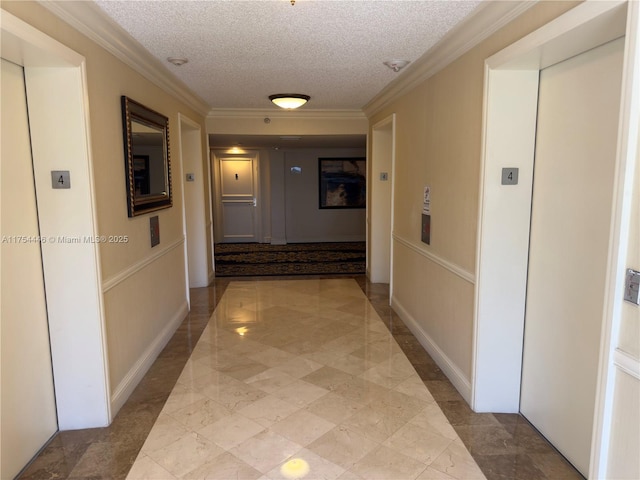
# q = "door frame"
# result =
<box><xmin>1</xmin><ymin>11</ymin><xmax>110</xmax><ymax>428</ymax></box>
<box><xmin>472</xmin><ymin>0</ymin><xmax>639</xmax><ymax>476</ymax></box>
<box><xmin>178</xmin><ymin>113</ymin><xmax>211</xmax><ymax>291</ymax></box>
<box><xmin>369</xmin><ymin>114</ymin><xmax>396</xmax><ymax>294</ymax></box>
<box><xmin>212</xmin><ymin>151</ymin><xmax>260</xmax><ymax>243</ymax></box>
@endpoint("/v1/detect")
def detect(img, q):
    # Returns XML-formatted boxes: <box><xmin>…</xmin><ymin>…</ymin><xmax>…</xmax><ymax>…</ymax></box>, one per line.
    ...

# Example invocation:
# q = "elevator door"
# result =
<box><xmin>520</xmin><ymin>38</ymin><xmax>624</xmax><ymax>476</ymax></box>
<box><xmin>1</xmin><ymin>58</ymin><xmax>58</xmax><ymax>479</ymax></box>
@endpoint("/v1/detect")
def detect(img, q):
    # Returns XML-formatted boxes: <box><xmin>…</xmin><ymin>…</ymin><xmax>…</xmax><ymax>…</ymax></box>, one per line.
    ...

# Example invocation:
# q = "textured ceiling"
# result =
<box><xmin>94</xmin><ymin>0</ymin><xmax>482</xmax><ymax>111</ymax></box>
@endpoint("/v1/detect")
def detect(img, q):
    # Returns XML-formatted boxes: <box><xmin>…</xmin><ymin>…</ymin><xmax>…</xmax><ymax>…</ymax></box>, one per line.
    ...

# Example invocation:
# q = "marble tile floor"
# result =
<box><xmin>18</xmin><ymin>275</ymin><xmax>583</xmax><ymax>480</ymax></box>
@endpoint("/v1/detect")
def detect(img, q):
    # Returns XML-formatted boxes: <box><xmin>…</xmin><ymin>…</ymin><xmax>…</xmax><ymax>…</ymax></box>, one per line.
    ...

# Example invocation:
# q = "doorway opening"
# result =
<box><xmin>474</xmin><ymin>1</ymin><xmax>637</xmax><ymax>477</ymax></box>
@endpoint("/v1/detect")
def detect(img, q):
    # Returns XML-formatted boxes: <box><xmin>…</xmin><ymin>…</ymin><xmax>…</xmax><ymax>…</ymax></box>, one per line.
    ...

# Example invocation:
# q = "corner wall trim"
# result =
<box><xmin>393</xmin><ymin>234</ymin><xmax>475</xmax><ymax>284</ymax></box>
<box><xmin>102</xmin><ymin>237</ymin><xmax>185</xmax><ymax>293</ymax></box>
<box><xmin>39</xmin><ymin>1</ymin><xmax>210</xmax><ymax>116</ymax></box>
<box><xmin>363</xmin><ymin>1</ymin><xmax>536</xmax><ymax>116</ymax></box>
<box><xmin>109</xmin><ymin>300</ymin><xmax>189</xmax><ymax>415</ymax></box>
<box><xmin>391</xmin><ymin>296</ymin><xmax>472</xmax><ymax>404</ymax></box>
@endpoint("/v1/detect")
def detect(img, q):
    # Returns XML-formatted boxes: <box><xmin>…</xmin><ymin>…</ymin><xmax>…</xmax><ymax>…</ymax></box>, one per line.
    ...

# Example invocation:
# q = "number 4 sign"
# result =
<box><xmin>51</xmin><ymin>170</ymin><xmax>71</xmax><ymax>189</ymax></box>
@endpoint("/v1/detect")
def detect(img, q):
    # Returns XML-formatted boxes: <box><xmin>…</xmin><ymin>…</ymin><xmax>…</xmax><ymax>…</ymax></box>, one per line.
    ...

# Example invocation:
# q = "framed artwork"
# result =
<box><xmin>318</xmin><ymin>157</ymin><xmax>366</xmax><ymax>209</ymax></box>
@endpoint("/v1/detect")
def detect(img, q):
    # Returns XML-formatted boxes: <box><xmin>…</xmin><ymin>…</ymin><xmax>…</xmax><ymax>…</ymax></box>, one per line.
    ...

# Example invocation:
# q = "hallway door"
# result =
<box><xmin>217</xmin><ymin>155</ymin><xmax>259</xmax><ymax>243</ymax></box>
<box><xmin>520</xmin><ymin>38</ymin><xmax>624</xmax><ymax>476</ymax></box>
<box><xmin>1</xmin><ymin>59</ymin><xmax>58</xmax><ymax>479</ymax></box>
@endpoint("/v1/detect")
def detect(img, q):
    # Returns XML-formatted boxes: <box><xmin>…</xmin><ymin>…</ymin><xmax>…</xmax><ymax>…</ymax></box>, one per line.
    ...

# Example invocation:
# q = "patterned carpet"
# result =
<box><xmin>213</xmin><ymin>242</ymin><xmax>366</xmax><ymax>277</ymax></box>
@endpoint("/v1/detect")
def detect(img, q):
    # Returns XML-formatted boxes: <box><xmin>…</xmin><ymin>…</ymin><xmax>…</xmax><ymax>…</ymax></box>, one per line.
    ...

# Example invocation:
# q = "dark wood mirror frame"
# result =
<box><xmin>121</xmin><ymin>96</ymin><xmax>172</xmax><ymax>217</ymax></box>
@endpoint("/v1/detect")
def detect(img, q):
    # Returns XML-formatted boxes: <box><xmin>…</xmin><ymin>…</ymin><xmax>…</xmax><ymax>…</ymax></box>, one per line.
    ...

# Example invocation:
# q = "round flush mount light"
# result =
<box><xmin>383</xmin><ymin>59</ymin><xmax>410</xmax><ymax>72</ymax></box>
<box><xmin>269</xmin><ymin>94</ymin><xmax>310</xmax><ymax>110</ymax></box>
<box><xmin>167</xmin><ymin>57</ymin><xmax>188</xmax><ymax>66</ymax></box>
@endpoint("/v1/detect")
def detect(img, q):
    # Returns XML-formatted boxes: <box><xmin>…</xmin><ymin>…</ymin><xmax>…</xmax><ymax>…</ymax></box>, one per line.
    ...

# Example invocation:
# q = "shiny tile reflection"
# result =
<box><xmin>127</xmin><ymin>279</ymin><xmax>485</xmax><ymax>480</ymax></box>
<box><xmin>18</xmin><ymin>275</ymin><xmax>583</xmax><ymax>480</ymax></box>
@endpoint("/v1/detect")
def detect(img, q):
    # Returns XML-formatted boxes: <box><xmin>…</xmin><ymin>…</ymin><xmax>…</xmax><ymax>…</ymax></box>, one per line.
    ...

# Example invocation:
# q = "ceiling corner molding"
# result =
<box><xmin>362</xmin><ymin>0</ymin><xmax>538</xmax><ymax>118</ymax></box>
<box><xmin>38</xmin><ymin>0</ymin><xmax>211</xmax><ymax>117</ymax></box>
<box><xmin>207</xmin><ymin>108</ymin><xmax>367</xmax><ymax>120</ymax></box>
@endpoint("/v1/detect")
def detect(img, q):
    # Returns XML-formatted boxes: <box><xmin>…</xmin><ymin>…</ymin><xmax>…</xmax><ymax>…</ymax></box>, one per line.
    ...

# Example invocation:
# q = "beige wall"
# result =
<box><xmin>284</xmin><ymin>148</ymin><xmax>367</xmax><ymax>243</ymax></box>
<box><xmin>2</xmin><ymin>1</ymin><xmax>209</xmax><ymax>411</ymax></box>
<box><xmin>368</xmin><ymin>1</ymin><xmax>579</xmax><ymax>387</ymax></box>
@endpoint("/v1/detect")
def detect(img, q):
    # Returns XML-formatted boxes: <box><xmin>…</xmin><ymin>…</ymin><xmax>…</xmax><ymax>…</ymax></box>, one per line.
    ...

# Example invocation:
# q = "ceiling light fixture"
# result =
<box><xmin>290</xmin><ymin>0</ymin><xmax>295</xmax><ymax>5</ymax></box>
<box><xmin>383</xmin><ymin>59</ymin><xmax>410</xmax><ymax>72</ymax></box>
<box><xmin>269</xmin><ymin>94</ymin><xmax>310</xmax><ymax>110</ymax></box>
<box><xmin>167</xmin><ymin>57</ymin><xmax>188</xmax><ymax>66</ymax></box>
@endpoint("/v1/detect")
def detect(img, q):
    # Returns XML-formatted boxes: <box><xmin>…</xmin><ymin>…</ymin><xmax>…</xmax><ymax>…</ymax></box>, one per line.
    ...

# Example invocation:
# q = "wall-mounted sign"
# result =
<box><xmin>422</xmin><ymin>185</ymin><xmax>431</xmax><ymax>245</ymax></box>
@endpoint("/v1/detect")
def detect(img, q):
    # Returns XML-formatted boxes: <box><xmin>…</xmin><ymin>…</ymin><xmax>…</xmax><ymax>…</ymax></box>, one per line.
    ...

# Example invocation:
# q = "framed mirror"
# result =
<box><xmin>121</xmin><ymin>96</ymin><xmax>172</xmax><ymax>217</ymax></box>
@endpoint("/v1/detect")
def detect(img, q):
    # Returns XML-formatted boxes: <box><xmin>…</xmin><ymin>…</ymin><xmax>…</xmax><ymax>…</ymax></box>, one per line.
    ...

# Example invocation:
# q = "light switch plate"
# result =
<box><xmin>150</xmin><ymin>216</ymin><xmax>160</xmax><ymax>248</ymax></box>
<box><xmin>501</xmin><ymin>168</ymin><xmax>519</xmax><ymax>185</ymax></box>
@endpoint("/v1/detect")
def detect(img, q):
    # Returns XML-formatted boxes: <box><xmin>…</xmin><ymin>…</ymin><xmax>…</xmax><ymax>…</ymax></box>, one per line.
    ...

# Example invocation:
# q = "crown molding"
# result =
<box><xmin>363</xmin><ymin>0</ymin><xmax>538</xmax><ymax>117</ymax></box>
<box><xmin>38</xmin><ymin>0</ymin><xmax>211</xmax><ymax>117</ymax></box>
<box><xmin>208</xmin><ymin>108</ymin><xmax>367</xmax><ymax>120</ymax></box>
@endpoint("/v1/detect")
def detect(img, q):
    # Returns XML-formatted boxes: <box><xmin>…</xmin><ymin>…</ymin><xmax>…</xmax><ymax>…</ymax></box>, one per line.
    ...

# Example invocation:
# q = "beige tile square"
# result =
<box><xmin>197</xmin><ymin>412</ymin><xmax>265</xmax><ymax>450</ymax></box>
<box><xmin>336</xmin><ymin>471</ymin><xmax>365</xmax><ymax>480</ymax></box>
<box><xmin>245</xmin><ymin>367</ymin><xmax>299</xmax><ymax>394</ymax></box>
<box><xmin>219</xmin><ymin>361</ymin><xmax>272</xmax><ymax>381</ymax></box>
<box><xmin>267</xmin><ymin>449</ymin><xmax>345</xmax><ymax>480</ymax></box>
<box><xmin>349</xmin><ymin>445</ymin><xmax>428</xmax><ymax>480</ymax></box>
<box><xmin>323</xmin><ymin>353</ymin><xmax>375</xmax><ymax>376</ymax></box>
<box><xmin>126</xmin><ymin>454</ymin><xmax>177</xmax><ymax>480</ymax></box>
<box><xmin>200</xmin><ymin>377</ymin><xmax>268</xmax><ymax>412</ymax></box>
<box><xmin>181</xmin><ymin>452</ymin><xmax>262</xmax><ymax>480</ymax></box>
<box><xmin>339</xmin><ymin>403</ymin><xmax>410</xmax><ymax>443</ymax></box>
<box><xmin>383</xmin><ymin>422</ymin><xmax>453</xmax><ymax>465</ymax></box>
<box><xmin>429</xmin><ymin>439</ymin><xmax>486</xmax><ymax>480</ymax></box>
<box><xmin>394</xmin><ymin>376</ymin><xmax>437</xmax><ymax>403</ymax></box>
<box><xmin>365</xmin><ymin>389</ymin><xmax>426</xmax><ymax>421</ymax></box>
<box><xmin>140</xmin><ymin>413</ymin><xmax>190</xmax><ymax>453</ymax></box>
<box><xmin>270</xmin><ymin>409</ymin><xmax>336</xmax><ymax>446</ymax></box>
<box><xmin>147</xmin><ymin>432</ymin><xmax>224</xmax><ymax>478</ymax></box>
<box><xmin>238</xmin><ymin>394</ymin><xmax>301</xmax><ymax>427</ymax></box>
<box><xmin>330</xmin><ymin>376</ymin><xmax>390</xmax><ymax>405</ymax></box>
<box><xmin>271</xmin><ymin>356</ymin><xmax>324</xmax><ymax>378</ymax></box>
<box><xmin>306</xmin><ymin>392</ymin><xmax>366</xmax><ymax>424</ymax></box>
<box><xmin>410</xmin><ymin>404</ymin><xmax>460</xmax><ymax>441</ymax></box>
<box><xmin>160</xmin><ymin>383</ymin><xmax>208</xmax><ymax>415</ymax></box>
<box><xmin>306</xmin><ymin>425</ymin><xmax>379</xmax><ymax>470</ymax></box>
<box><xmin>359</xmin><ymin>352</ymin><xmax>416</xmax><ymax>388</ymax></box>
<box><xmin>272</xmin><ymin>379</ymin><xmax>329</xmax><ymax>408</ymax></box>
<box><xmin>248</xmin><ymin>346</ymin><xmax>298</xmax><ymax>367</ymax></box>
<box><xmin>415</xmin><ymin>466</ymin><xmax>459</xmax><ymax>480</ymax></box>
<box><xmin>301</xmin><ymin>366</ymin><xmax>354</xmax><ymax>391</ymax></box>
<box><xmin>168</xmin><ymin>398</ymin><xmax>231</xmax><ymax>431</ymax></box>
<box><xmin>230</xmin><ymin>430</ymin><xmax>303</xmax><ymax>474</ymax></box>
<box><xmin>176</xmin><ymin>360</ymin><xmax>220</xmax><ymax>388</ymax></box>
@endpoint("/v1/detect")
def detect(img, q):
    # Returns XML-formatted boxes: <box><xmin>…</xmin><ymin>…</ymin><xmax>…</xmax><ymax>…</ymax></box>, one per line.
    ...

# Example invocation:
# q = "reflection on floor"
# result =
<box><xmin>19</xmin><ymin>275</ymin><xmax>583</xmax><ymax>480</ymax></box>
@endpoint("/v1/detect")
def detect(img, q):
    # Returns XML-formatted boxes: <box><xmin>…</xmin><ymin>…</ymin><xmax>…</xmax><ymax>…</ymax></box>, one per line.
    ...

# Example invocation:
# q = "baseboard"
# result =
<box><xmin>284</xmin><ymin>236</ymin><xmax>366</xmax><ymax>243</ymax></box>
<box><xmin>110</xmin><ymin>301</ymin><xmax>189</xmax><ymax>416</ymax></box>
<box><xmin>208</xmin><ymin>270</ymin><xmax>215</xmax><ymax>286</ymax></box>
<box><xmin>391</xmin><ymin>296</ymin><xmax>472</xmax><ymax>404</ymax></box>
